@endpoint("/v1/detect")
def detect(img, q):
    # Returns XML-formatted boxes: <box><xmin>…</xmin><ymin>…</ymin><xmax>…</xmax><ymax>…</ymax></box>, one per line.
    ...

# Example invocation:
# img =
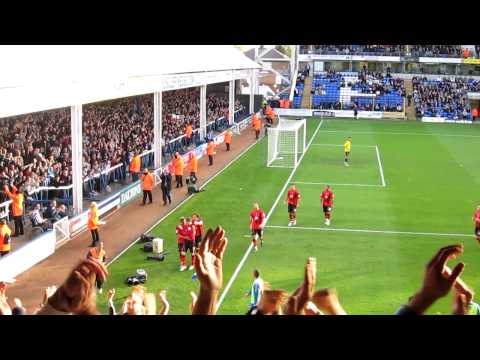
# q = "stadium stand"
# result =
<box><xmin>412</xmin><ymin>76</ymin><xmax>480</xmax><ymax>120</ymax></box>
<box><xmin>410</xmin><ymin>45</ymin><xmax>462</xmax><ymax>58</ymax></box>
<box><xmin>311</xmin><ymin>70</ymin><xmax>405</xmax><ymax>111</ymax></box>
<box><xmin>299</xmin><ymin>45</ymin><xmax>406</xmax><ymax>56</ymax></box>
<box><xmin>0</xmin><ymin>89</ymin><xmax>248</xmax><ymax>206</ymax></box>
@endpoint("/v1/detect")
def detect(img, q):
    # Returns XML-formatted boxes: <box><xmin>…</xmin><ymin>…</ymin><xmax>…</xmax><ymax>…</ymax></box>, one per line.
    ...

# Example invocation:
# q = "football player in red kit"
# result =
<box><xmin>250</xmin><ymin>203</ymin><xmax>266</xmax><ymax>252</ymax></box>
<box><xmin>191</xmin><ymin>213</ymin><xmax>205</xmax><ymax>278</ymax></box>
<box><xmin>176</xmin><ymin>217</ymin><xmax>191</xmax><ymax>271</ymax></box>
<box><xmin>473</xmin><ymin>206</ymin><xmax>480</xmax><ymax>244</ymax></box>
<box><xmin>321</xmin><ymin>185</ymin><xmax>335</xmax><ymax>226</ymax></box>
<box><xmin>184</xmin><ymin>218</ymin><xmax>196</xmax><ymax>271</ymax></box>
<box><xmin>285</xmin><ymin>185</ymin><xmax>301</xmax><ymax>227</ymax></box>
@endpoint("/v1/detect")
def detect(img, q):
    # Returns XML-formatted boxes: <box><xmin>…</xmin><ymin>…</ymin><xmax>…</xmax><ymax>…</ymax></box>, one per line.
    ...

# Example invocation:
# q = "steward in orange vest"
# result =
<box><xmin>188</xmin><ymin>153</ymin><xmax>198</xmax><ymax>182</ymax></box>
<box><xmin>224</xmin><ymin>129</ymin><xmax>233</xmax><ymax>151</ymax></box>
<box><xmin>206</xmin><ymin>140</ymin><xmax>216</xmax><ymax>166</ymax></box>
<box><xmin>130</xmin><ymin>152</ymin><xmax>142</xmax><ymax>182</ymax></box>
<box><xmin>141</xmin><ymin>168</ymin><xmax>154</xmax><ymax>205</ymax></box>
<box><xmin>0</xmin><ymin>219</ymin><xmax>12</xmax><ymax>257</ymax></box>
<box><xmin>3</xmin><ymin>185</ymin><xmax>24</xmax><ymax>237</ymax></box>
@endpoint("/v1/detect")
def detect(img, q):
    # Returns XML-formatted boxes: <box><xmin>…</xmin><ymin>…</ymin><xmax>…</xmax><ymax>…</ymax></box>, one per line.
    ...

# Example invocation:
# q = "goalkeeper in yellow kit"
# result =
<box><xmin>344</xmin><ymin>137</ymin><xmax>352</xmax><ymax>166</ymax></box>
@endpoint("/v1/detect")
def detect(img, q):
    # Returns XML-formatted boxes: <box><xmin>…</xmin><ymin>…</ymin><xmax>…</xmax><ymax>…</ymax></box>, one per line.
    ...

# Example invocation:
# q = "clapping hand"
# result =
<box><xmin>284</xmin><ymin>257</ymin><xmax>317</xmax><ymax>315</ymax></box>
<box><xmin>0</xmin><ymin>283</ymin><xmax>12</xmax><ymax>315</ymax></box>
<box><xmin>408</xmin><ymin>244</ymin><xmax>465</xmax><ymax>314</ymax></box>
<box><xmin>192</xmin><ymin>226</ymin><xmax>228</xmax><ymax>315</ymax></box>
<box><xmin>47</xmin><ymin>259</ymin><xmax>108</xmax><ymax>315</ymax></box>
<box><xmin>194</xmin><ymin>226</ymin><xmax>228</xmax><ymax>292</ymax></box>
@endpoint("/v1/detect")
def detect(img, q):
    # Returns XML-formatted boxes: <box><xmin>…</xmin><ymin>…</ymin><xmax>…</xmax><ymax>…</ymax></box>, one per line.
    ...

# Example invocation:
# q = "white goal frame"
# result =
<box><xmin>267</xmin><ymin>118</ymin><xmax>307</xmax><ymax>168</ymax></box>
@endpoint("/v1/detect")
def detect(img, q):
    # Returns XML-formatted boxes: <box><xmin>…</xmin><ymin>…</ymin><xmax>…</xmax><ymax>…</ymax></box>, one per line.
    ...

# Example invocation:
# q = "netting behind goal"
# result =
<box><xmin>267</xmin><ymin>118</ymin><xmax>306</xmax><ymax>168</ymax></box>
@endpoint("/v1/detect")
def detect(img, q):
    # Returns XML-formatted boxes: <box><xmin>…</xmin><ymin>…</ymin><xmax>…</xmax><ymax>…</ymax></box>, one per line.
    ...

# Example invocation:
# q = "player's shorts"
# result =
<box><xmin>252</xmin><ymin>228</ymin><xmax>263</xmax><ymax>238</ymax></box>
<box><xmin>345</xmin><ymin>151</ymin><xmax>350</xmax><ymax>156</ymax></box>
<box><xmin>178</xmin><ymin>242</ymin><xmax>185</xmax><ymax>252</ymax></box>
<box><xmin>323</xmin><ymin>205</ymin><xmax>332</xmax><ymax>213</ymax></box>
<box><xmin>288</xmin><ymin>204</ymin><xmax>297</xmax><ymax>213</ymax></box>
<box><xmin>185</xmin><ymin>240</ymin><xmax>194</xmax><ymax>253</ymax></box>
<box><xmin>194</xmin><ymin>235</ymin><xmax>202</xmax><ymax>248</ymax></box>
<box><xmin>475</xmin><ymin>226</ymin><xmax>480</xmax><ymax>237</ymax></box>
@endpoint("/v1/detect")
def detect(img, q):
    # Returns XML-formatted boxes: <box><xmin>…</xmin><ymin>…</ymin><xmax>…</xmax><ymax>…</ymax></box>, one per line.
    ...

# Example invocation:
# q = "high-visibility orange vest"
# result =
<box><xmin>174</xmin><ymin>157</ymin><xmax>184</xmax><ymax>176</ymax></box>
<box><xmin>207</xmin><ymin>142</ymin><xmax>215</xmax><ymax>156</ymax></box>
<box><xmin>0</xmin><ymin>224</ymin><xmax>12</xmax><ymax>252</ymax></box>
<box><xmin>3</xmin><ymin>186</ymin><xmax>24</xmax><ymax>217</ymax></box>
<box><xmin>224</xmin><ymin>130</ymin><xmax>233</xmax><ymax>144</ymax></box>
<box><xmin>130</xmin><ymin>155</ymin><xmax>141</xmax><ymax>173</ymax></box>
<box><xmin>472</xmin><ymin>108</ymin><xmax>478</xmax><ymax>117</ymax></box>
<box><xmin>252</xmin><ymin>114</ymin><xmax>258</xmax><ymax>127</ymax></box>
<box><xmin>254</xmin><ymin>119</ymin><xmax>261</xmax><ymax>131</ymax></box>
<box><xmin>185</xmin><ymin>124</ymin><xmax>193</xmax><ymax>138</ymax></box>
<box><xmin>88</xmin><ymin>208</ymin><xmax>99</xmax><ymax>230</ymax></box>
<box><xmin>188</xmin><ymin>156</ymin><xmax>198</xmax><ymax>173</ymax></box>
<box><xmin>141</xmin><ymin>172</ymin><xmax>154</xmax><ymax>191</ymax></box>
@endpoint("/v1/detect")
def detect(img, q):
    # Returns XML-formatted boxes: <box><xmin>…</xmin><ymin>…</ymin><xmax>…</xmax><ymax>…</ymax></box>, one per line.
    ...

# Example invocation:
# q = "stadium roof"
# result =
<box><xmin>0</xmin><ymin>45</ymin><xmax>261</xmax><ymax>118</ymax></box>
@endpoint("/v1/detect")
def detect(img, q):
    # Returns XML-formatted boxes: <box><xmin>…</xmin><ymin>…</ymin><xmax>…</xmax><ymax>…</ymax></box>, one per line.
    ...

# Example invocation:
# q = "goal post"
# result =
<box><xmin>267</xmin><ymin>118</ymin><xmax>307</xmax><ymax>168</ymax></box>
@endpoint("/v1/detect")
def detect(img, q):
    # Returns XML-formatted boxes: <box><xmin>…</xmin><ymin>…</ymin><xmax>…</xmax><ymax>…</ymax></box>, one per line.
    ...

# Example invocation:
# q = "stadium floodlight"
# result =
<box><xmin>267</xmin><ymin>118</ymin><xmax>307</xmax><ymax>168</ymax></box>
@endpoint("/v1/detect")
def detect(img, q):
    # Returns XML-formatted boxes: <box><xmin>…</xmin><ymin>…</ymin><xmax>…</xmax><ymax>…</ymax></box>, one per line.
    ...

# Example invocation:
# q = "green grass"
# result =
<box><xmin>100</xmin><ymin>118</ymin><xmax>480</xmax><ymax>315</ymax></box>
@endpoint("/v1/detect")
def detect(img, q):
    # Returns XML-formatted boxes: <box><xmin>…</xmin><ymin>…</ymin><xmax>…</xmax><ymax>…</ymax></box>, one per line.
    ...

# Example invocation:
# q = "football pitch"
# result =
<box><xmin>100</xmin><ymin>118</ymin><xmax>480</xmax><ymax>315</ymax></box>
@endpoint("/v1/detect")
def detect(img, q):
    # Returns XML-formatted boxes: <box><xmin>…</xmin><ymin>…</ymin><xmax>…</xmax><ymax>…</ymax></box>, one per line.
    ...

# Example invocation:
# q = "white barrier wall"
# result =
<box><xmin>0</xmin><ymin>231</ymin><xmax>56</xmax><ymax>280</ymax></box>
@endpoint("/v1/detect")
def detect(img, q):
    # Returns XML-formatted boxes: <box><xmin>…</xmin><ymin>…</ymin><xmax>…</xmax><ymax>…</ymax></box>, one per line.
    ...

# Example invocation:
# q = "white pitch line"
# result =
<box><xmin>291</xmin><ymin>181</ymin><xmax>383</xmax><ymax>187</ymax></box>
<box><xmin>375</xmin><ymin>145</ymin><xmax>386</xmax><ymax>187</ymax></box>
<box><xmin>216</xmin><ymin>119</ymin><xmax>325</xmax><ymax>311</ymax></box>
<box><xmin>318</xmin><ymin>130</ymin><xmax>480</xmax><ymax>138</ymax></box>
<box><xmin>107</xmin><ymin>138</ymin><xmax>260</xmax><ymax>267</ymax></box>
<box><xmin>311</xmin><ymin>143</ymin><xmax>376</xmax><ymax>148</ymax></box>
<box><xmin>265</xmin><ymin>225</ymin><xmax>472</xmax><ymax>238</ymax></box>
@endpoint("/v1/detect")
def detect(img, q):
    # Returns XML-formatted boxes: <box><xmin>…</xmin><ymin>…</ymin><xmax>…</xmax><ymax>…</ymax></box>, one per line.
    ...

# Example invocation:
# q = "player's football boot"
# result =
<box><xmin>180</xmin><ymin>265</ymin><xmax>187</xmax><ymax>271</ymax></box>
<box><xmin>254</xmin><ymin>246</ymin><xmax>258</xmax><ymax>252</ymax></box>
<box><xmin>288</xmin><ymin>222</ymin><xmax>292</xmax><ymax>227</ymax></box>
<box><xmin>188</xmin><ymin>265</ymin><xmax>194</xmax><ymax>271</ymax></box>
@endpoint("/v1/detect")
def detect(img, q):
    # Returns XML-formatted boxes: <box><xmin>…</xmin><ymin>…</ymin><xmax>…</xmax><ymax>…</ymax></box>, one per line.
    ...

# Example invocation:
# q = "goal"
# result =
<box><xmin>267</xmin><ymin>118</ymin><xmax>307</xmax><ymax>168</ymax></box>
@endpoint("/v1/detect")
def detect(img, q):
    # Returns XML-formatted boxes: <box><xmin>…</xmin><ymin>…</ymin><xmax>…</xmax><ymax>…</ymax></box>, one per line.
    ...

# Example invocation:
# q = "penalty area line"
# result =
<box><xmin>265</xmin><ymin>225</ymin><xmax>472</xmax><ymax>238</ymax></box>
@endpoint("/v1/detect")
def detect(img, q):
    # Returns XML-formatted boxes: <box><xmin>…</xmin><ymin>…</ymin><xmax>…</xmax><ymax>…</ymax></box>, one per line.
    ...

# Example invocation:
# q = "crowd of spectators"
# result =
<box><xmin>0</xmin><ymin>88</ymin><xmax>245</xmax><ymax>202</ymax></box>
<box><xmin>409</xmin><ymin>45</ymin><xmax>462</xmax><ymax>58</ymax></box>
<box><xmin>1</xmin><ymin>224</ymin><xmax>478</xmax><ymax>316</ymax></box>
<box><xmin>299</xmin><ymin>45</ymin><xmax>478</xmax><ymax>59</ymax></box>
<box><xmin>300</xmin><ymin>45</ymin><xmax>406</xmax><ymax>56</ymax></box>
<box><xmin>83</xmin><ymin>95</ymin><xmax>154</xmax><ymax>185</ymax></box>
<box><xmin>412</xmin><ymin>76</ymin><xmax>480</xmax><ymax>119</ymax></box>
<box><xmin>311</xmin><ymin>69</ymin><xmax>404</xmax><ymax>112</ymax></box>
<box><xmin>0</xmin><ymin>109</ymin><xmax>72</xmax><ymax>204</ymax></box>
<box><xmin>162</xmin><ymin>88</ymin><xmax>244</xmax><ymax>143</ymax></box>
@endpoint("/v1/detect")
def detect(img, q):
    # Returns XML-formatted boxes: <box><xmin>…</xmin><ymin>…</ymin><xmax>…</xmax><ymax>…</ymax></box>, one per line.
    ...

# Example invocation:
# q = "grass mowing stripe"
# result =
<box><xmin>291</xmin><ymin>181</ymin><xmax>383</xmax><ymax>187</ymax></box>
<box><xmin>106</xmin><ymin>139</ymin><xmax>260</xmax><ymax>268</ymax></box>
<box><xmin>265</xmin><ymin>225</ymin><xmax>472</xmax><ymax>238</ymax></box>
<box><xmin>375</xmin><ymin>145</ymin><xmax>386</xmax><ymax>187</ymax></box>
<box><xmin>311</xmin><ymin>143</ymin><xmax>376</xmax><ymax>148</ymax></box>
<box><xmin>319</xmin><ymin>130</ymin><xmax>480</xmax><ymax>138</ymax></box>
<box><xmin>216</xmin><ymin>119</ymin><xmax>325</xmax><ymax>311</ymax></box>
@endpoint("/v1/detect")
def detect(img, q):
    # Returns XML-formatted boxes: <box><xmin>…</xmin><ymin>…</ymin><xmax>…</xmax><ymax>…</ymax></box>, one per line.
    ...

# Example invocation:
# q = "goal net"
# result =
<box><xmin>267</xmin><ymin>118</ymin><xmax>307</xmax><ymax>168</ymax></box>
